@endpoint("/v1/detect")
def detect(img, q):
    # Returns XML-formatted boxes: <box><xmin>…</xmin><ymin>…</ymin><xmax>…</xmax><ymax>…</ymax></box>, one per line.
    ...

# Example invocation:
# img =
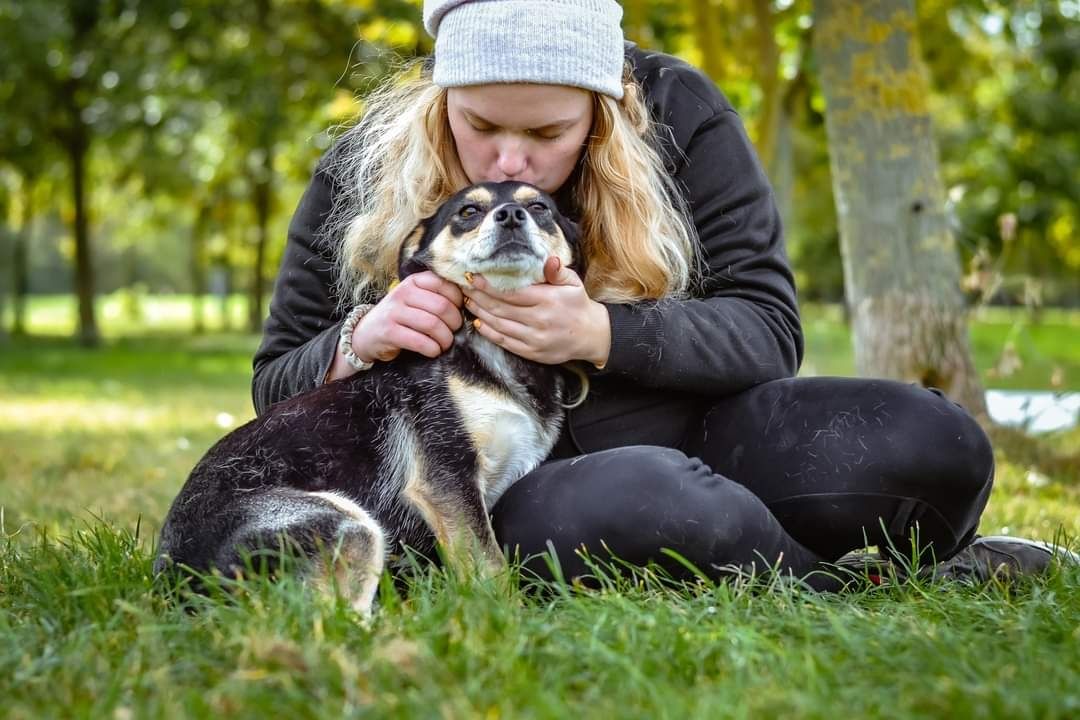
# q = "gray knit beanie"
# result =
<box><xmin>423</xmin><ymin>0</ymin><xmax>625</xmax><ymax>99</ymax></box>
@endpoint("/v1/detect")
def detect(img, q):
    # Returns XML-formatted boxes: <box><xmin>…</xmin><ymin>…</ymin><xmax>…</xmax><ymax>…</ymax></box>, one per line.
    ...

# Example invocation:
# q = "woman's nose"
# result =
<box><xmin>496</xmin><ymin>143</ymin><xmax>527</xmax><ymax>177</ymax></box>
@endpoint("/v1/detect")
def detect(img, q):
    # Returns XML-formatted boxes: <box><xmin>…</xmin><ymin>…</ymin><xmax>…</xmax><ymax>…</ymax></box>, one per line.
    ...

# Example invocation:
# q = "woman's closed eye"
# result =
<box><xmin>470</xmin><ymin>123</ymin><xmax>561</xmax><ymax>141</ymax></box>
<box><xmin>528</xmin><ymin>129</ymin><xmax>563</xmax><ymax>142</ymax></box>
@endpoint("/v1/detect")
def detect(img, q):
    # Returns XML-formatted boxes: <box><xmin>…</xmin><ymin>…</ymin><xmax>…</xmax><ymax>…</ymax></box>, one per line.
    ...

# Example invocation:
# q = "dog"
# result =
<box><xmin>154</xmin><ymin>181</ymin><xmax>583</xmax><ymax>615</ymax></box>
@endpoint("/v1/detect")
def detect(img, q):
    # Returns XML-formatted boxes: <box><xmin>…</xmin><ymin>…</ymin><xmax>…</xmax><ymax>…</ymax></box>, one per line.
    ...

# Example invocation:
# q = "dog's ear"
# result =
<box><xmin>555</xmin><ymin>213</ymin><xmax>587</xmax><ymax>278</ymax></box>
<box><xmin>397</xmin><ymin>220</ymin><xmax>430</xmax><ymax>280</ymax></box>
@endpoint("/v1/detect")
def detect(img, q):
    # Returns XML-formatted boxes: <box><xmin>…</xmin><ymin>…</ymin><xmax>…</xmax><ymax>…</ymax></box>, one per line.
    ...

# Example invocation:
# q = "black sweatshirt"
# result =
<box><xmin>252</xmin><ymin>43</ymin><xmax>803</xmax><ymax>456</ymax></box>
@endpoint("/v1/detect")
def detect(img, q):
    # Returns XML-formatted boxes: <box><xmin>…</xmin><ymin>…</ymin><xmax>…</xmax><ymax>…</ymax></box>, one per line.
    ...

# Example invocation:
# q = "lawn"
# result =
<box><xmin>2</xmin><ymin>296</ymin><xmax>1079</xmax><ymax>718</ymax></box>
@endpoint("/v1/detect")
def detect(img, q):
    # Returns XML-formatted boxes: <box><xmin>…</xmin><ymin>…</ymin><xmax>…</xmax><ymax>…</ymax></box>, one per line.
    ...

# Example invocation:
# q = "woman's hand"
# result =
<box><xmin>463</xmin><ymin>257</ymin><xmax>611</xmax><ymax>367</ymax></box>
<box><xmin>326</xmin><ymin>271</ymin><xmax>464</xmax><ymax>382</ymax></box>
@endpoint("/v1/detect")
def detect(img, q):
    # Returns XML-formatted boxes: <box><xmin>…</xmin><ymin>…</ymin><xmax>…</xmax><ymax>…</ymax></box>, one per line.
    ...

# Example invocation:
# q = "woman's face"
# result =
<box><xmin>446</xmin><ymin>84</ymin><xmax>594</xmax><ymax>194</ymax></box>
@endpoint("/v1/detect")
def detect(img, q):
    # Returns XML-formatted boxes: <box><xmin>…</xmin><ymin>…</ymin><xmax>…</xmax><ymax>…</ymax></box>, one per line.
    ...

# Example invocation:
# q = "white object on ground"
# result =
<box><xmin>985</xmin><ymin>390</ymin><xmax>1080</xmax><ymax>433</ymax></box>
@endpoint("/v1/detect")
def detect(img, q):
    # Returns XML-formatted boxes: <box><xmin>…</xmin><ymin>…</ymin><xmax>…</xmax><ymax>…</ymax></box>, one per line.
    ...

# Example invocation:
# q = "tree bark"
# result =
<box><xmin>812</xmin><ymin>0</ymin><xmax>986</xmax><ymax>416</ymax></box>
<box><xmin>0</xmin><ymin>221</ymin><xmax>7</xmax><ymax>344</ymax></box>
<box><xmin>191</xmin><ymin>202</ymin><xmax>210</xmax><ymax>334</ymax></box>
<box><xmin>13</xmin><ymin>182</ymin><xmax>32</xmax><ymax>337</ymax></box>
<box><xmin>68</xmin><ymin>126</ymin><xmax>100</xmax><ymax>347</ymax></box>
<box><xmin>750</xmin><ymin>0</ymin><xmax>781</xmax><ymax>172</ymax></box>
<box><xmin>621</xmin><ymin>0</ymin><xmax>651</xmax><ymax>46</ymax></box>
<box><xmin>772</xmin><ymin>82</ymin><xmax>798</xmax><ymax>238</ymax></box>
<box><xmin>690</xmin><ymin>0</ymin><xmax>726</xmax><ymax>83</ymax></box>
<box><xmin>58</xmin><ymin>2</ymin><xmax>100</xmax><ymax>347</ymax></box>
<box><xmin>249</xmin><ymin>174</ymin><xmax>271</xmax><ymax>333</ymax></box>
<box><xmin>221</xmin><ymin>258</ymin><xmax>233</xmax><ymax>332</ymax></box>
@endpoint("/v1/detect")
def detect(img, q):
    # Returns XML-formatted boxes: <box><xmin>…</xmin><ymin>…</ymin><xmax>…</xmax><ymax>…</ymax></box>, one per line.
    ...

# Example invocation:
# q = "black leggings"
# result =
<box><xmin>489</xmin><ymin>377</ymin><xmax>995</xmax><ymax>590</ymax></box>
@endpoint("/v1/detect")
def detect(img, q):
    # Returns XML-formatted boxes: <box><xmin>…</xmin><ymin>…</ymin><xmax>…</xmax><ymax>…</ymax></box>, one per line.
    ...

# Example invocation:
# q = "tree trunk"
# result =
<box><xmin>124</xmin><ymin>244</ymin><xmax>141</xmax><ymax>324</ymax></box>
<box><xmin>750</xmin><ymin>0</ymin><xmax>781</xmax><ymax>172</ymax></box>
<box><xmin>0</xmin><ymin>223</ymin><xmax>7</xmax><ymax>344</ymax></box>
<box><xmin>12</xmin><ymin>182</ymin><xmax>31</xmax><ymax>337</ymax></box>
<box><xmin>248</xmin><ymin>176</ymin><xmax>271</xmax><ymax>333</ymax></box>
<box><xmin>68</xmin><ymin>127</ymin><xmax>100</xmax><ymax>347</ymax></box>
<box><xmin>191</xmin><ymin>202</ymin><xmax>210</xmax><ymax>335</ymax></box>
<box><xmin>690</xmin><ymin>0</ymin><xmax>726</xmax><ymax>83</ymax></box>
<box><xmin>621</xmin><ymin>0</ymin><xmax>651</xmax><ymax>46</ymax></box>
<box><xmin>221</xmin><ymin>260</ymin><xmax>233</xmax><ymax>332</ymax></box>
<box><xmin>772</xmin><ymin>88</ymin><xmax>796</xmax><ymax>237</ymax></box>
<box><xmin>812</xmin><ymin>0</ymin><xmax>986</xmax><ymax>416</ymax></box>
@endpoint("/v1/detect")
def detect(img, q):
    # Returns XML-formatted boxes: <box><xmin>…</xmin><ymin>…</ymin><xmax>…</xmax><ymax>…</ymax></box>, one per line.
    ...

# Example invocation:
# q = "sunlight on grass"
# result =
<box><xmin>2</xmin><ymin>301</ymin><xmax>1079</xmax><ymax>718</ymax></box>
<box><xmin>0</xmin><ymin>398</ymin><xmax>251</xmax><ymax>433</ymax></box>
<box><xmin>5</xmin><ymin>293</ymin><xmax>252</xmax><ymax>337</ymax></box>
<box><xmin>2</xmin><ymin>302</ymin><xmax>1077</xmax><ymax>539</ymax></box>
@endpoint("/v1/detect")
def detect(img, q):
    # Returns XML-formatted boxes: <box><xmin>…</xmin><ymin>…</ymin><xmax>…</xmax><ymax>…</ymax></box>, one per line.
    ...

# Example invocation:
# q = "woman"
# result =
<box><xmin>253</xmin><ymin>0</ymin><xmax>1066</xmax><ymax>589</ymax></box>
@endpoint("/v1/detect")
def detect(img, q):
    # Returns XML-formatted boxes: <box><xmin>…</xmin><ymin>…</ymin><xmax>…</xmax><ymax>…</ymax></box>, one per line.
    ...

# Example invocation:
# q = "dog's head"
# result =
<box><xmin>397</xmin><ymin>182</ymin><xmax>582</xmax><ymax>292</ymax></box>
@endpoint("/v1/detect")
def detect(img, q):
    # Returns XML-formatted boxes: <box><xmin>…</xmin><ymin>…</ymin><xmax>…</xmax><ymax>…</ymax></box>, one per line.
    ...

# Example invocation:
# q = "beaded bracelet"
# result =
<box><xmin>339</xmin><ymin>304</ymin><xmax>375</xmax><ymax>372</ymax></box>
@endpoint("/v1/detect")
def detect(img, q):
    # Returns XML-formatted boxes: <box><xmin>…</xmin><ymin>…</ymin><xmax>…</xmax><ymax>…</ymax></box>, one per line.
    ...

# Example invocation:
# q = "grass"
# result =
<box><xmin>800</xmin><ymin>303</ymin><xmax>1080</xmax><ymax>391</ymax></box>
<box><xmin>9</xmin><ymin>293</ymin><xmax>1080</xmax><ymax>390</ymax></box>
<box><xmin>2</xmin><ymin>297</ymin><xmax>1080</xmax><ymax>718</ymax></box>
<box><xmin>4</xmin><ymin>528</ymin><xmax>1079</xmax><ymax>719</ymax></box>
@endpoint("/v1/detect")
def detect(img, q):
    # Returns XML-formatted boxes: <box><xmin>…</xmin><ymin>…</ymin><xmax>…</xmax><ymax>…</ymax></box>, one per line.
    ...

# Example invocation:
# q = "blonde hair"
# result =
<box><xmin>322</xmin><ymin>60</ymin><xmax>698</xmax><ymax>309</ymax></box>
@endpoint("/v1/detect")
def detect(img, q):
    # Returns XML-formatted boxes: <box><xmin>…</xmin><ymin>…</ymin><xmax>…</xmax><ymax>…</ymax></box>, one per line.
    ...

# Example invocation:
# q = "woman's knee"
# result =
<box><xmin>892</xmin><ymin>384</ymin><xmax>994</xmax><ymax>502</ymax></box>
<box><xmin>568</xmin><ymin>446</ymin><xmax>754</xmax><ymax>559</ymax></box>
<box><xmin>576</xmin><ymin>445</ymin><xmax>714</xmax><ymax>511</ymax></box>
<box><xmin>491</xmin><ymin>446</ymin><xmax>698</xmax><ymax>536</ymax></box>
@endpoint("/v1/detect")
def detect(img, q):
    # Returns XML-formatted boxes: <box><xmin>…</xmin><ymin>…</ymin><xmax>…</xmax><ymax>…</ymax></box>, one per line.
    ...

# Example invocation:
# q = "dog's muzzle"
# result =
<box><xmin>491</xmin><ymin>203</ymin><xmax>541</xmax><ymax>257</ymax></box>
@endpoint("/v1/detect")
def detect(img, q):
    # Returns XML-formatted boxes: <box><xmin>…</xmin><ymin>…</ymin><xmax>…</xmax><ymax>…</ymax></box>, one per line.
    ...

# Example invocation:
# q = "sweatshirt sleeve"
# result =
<box><xmin>599</xmin><ymin>83</ymin><xmax>803</xmax><ymax>394</ymax></box>
<box><xmin>251</xmin><ymin>163</ymin><xmax>345</xmax><ymax>416</ymax></box>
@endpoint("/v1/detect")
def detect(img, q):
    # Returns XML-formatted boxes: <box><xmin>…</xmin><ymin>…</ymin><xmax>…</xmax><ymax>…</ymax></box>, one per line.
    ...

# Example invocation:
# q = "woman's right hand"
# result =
<box><xmin>327</xmin><ymin>272</ymin><xmax>464</xmax><ymax>382</ymax></box>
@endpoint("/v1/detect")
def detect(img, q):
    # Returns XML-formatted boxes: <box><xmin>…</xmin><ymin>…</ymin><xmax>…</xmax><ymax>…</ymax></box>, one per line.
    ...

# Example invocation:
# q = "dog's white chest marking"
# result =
<box><xmin>447</xmin><ymin>375</ymin><xmax>551</xmax><ymax>507</ymax></box>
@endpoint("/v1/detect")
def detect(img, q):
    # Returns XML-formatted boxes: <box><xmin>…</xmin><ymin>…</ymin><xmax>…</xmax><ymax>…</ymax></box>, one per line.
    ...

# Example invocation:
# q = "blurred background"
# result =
<box><xmin>0</xmin><ymin>1</ymin><xmax>1075</xmax><ymax>399</ymax></box>
<box><xmin>1</xmin><ymin>0</ymin><xmax>1079</xmax><ymax>532</ymax></box>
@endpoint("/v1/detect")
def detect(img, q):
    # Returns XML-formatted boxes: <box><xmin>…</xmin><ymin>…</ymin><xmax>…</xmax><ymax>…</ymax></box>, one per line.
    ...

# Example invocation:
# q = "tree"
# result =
<box><xmin>8</xmin><ymin>173</ymin><xmax>36</xmax><ymax>337</ymax></box>
<box><xmin>812</xmin><ymin>0</ymin><xmax>987</xmax><ymax>415</ymax></box>
<box><xmin>0</xmin><ymin>177</ymin><xmax>7</xmax><ymax>343</ymax></box>
<box><xmin>183</xmin><ymin>0</ymin><xmax>417</xmax><ymax>332</ymax></box>
<box><xmin>918</xmin><ymin>0</ymin><xmax>1080</xmax><ymax>307</ymax></box>
<box><xmin>0</xmin><ymin>0</ymin><xmax>189</xmax><ymax>345</ymax></box>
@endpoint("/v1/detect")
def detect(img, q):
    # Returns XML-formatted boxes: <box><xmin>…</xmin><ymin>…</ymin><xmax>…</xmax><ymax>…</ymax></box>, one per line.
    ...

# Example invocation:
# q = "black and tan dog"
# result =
<box><xmin>155</xmin><ymin>182</ymin><xmax>581</xmax><ymax>615</ymax></box>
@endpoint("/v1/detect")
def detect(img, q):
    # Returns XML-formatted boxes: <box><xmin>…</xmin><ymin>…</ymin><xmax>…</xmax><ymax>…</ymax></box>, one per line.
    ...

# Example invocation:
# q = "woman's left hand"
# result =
<box><xmin>463</xmin><ymin>257</ymin><xmax>611</xmax><ymax>367</ymax></box>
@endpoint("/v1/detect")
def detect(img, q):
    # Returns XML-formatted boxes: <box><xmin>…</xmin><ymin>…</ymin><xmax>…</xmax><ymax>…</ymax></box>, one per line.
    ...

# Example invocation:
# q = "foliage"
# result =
<box><xmin>922</xmin><ymin>0</ymin><xmax>1080</xmax><ymax>306</ymax></box>
<box><xmin>0</xmin><ymin>0</ymin><xmax>423</xmax><ymax>329</ymax></box>
<box><xmin>1</xmin><ymin>2</ymin><xmax>1077</xmax><ymax>335</ymax></box>
<box><xmin>618</xmin><ymin>0</ymin><xmax>1079</xmax><ymax>305</ymax></box>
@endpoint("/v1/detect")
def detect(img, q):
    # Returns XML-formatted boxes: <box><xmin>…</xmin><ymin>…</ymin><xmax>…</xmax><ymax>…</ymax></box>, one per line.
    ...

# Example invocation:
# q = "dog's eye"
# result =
<box><xmin>528</xmin><ymin>202</ymin><xmax>549</xmax><ymax>213</ymax></box>
<box><xmin>459</xmin><ymin>205</ymin><xmax>480</xmax><ymax>219</ymax></box>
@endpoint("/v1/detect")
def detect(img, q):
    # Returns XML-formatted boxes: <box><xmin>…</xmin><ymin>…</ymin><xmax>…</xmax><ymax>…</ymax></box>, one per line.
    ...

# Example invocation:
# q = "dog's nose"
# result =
<box><xmin>494</xmin><ymin>204</ymin><xmax>527</xmax><ymax>229</ymax></box>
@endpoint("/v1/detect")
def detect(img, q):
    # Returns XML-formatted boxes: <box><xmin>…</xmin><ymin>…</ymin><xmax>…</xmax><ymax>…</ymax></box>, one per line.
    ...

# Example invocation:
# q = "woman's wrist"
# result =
<box><xmin>325</xmin><ymin>309</ymin><xmax>376</xmax><ymax>383</ymax></box>
<box><xmin>338</xmin><ymin>304</ymin><xmax>376</xmax><ymax>369</ymax></box>
<box><xmin>585</xmin><ymin>299</ymin><xmax>612</xmax><ymax>369</ymax></box>
<box><xmin>325</xmin><ymin>347</ymin><xmax>353</xmax><ymax>383</ymax></box>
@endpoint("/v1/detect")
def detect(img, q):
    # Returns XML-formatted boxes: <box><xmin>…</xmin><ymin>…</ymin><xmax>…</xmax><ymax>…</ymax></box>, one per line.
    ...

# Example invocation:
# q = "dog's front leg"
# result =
<box><xmin>401</xmin><ymin>472</ymin><xmax>506</xmax><ymax>580</ymax></box>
